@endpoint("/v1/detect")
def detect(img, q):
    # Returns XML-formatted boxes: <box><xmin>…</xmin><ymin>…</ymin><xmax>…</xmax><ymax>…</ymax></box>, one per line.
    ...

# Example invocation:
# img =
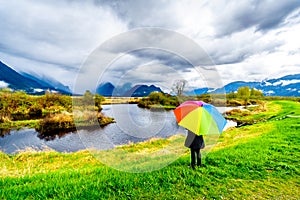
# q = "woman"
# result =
<box><xmin>184</xmin><ymin>130</ymin><xmax>205</xmax><ymax>169</ymax></box>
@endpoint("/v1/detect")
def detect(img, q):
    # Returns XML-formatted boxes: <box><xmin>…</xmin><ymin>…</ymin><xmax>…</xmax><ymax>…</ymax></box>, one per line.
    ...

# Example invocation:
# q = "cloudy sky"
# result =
<box><xmin>1</xmin><ymin>0</ymin><xmax>300</xmax><ymax>93</ymax></box>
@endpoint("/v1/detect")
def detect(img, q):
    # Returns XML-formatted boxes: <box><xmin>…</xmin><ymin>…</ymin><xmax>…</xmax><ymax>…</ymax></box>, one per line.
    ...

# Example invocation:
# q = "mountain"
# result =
<box><xmin>258</xmin><ymin>74</ymin><xmax>300</xmax><ymax>96</ymax></box>
<box><xmin>189</xmin><ymin>74</ymin><xmax>300</xmax><ymax>96</ymax></box>
<box><xmin>96</xmin><ymin>82</ymin><xmax>163</xmax><ymax>97</ymax></box>
<box><xmin>96</xmin><ymin>82</ymin><xmax>115</xmax><ymax>96</ymax></box>
<box><xmin>114</xmin><ymin>82</ymin><xmax>133</xmax><ymax>96</ymax></box>
<box><xmin>123</xmin><ymin>84</ymin><xmax>163</xmax><ymax>97</ymax></box>
<box><xmin>0</xmin><ymin>61</ymin><xmax>71</xmax><ymax>95</ymax></box>
<box><xmin>21</xmin><ymin>72</ymin><xmax>72</xmax><ymax>94</ymax></box>
<box><xmin>0</xmin><ymin>61</ymin><xmax>41</xmax><ymax>90</ymax></box>
<box><xmin>186</xmin><ymin>87</ymin><xmax>214</xmax><ymax>95</ymax></box>
<box><xmin>212</xmin><ymin>81</ymin><xmax>260</xmax><ymax>94</ymax></box>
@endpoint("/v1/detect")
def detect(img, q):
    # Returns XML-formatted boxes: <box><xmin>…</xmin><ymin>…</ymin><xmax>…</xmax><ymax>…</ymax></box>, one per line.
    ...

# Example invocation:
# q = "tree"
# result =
<box><xmin>227</xmin><ymin>92</ymin><xmax>237</xmax><ymax>99</ymax></box>
<box><xmin>237</xmin><ymin>86</ymin><xmax>250</xmax><ymax>106</ymax></box>
<box><xmin>250</xmin><ymin>88</ymin><xmax>263</xmax><ymax>97</ymax></box>
<box><xmin>95</xmin><ymin>94</ymin><xmax>105</xmax><ymax>112</ymax></box>
<box><xmin>172</xmin><ymin>79</ymin><xmax>187</xmax><ymax>96</ymax></box>
<box><xmin>82</xmin><ymin>90</ymin><xmax>94</xmax><ymax>107</ymax></box>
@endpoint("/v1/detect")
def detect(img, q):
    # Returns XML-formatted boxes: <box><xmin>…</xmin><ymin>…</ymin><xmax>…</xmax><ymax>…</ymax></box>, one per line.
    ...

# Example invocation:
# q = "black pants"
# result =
<box><xmin>190</xmin><ymin>148</ymin><xmax>201</xmax><ymax>167</ymax></box>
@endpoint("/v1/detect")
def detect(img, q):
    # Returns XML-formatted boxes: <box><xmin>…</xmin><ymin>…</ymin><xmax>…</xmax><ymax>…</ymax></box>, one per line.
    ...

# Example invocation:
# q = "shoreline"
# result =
<box><xmin>0</xmin><ymin>117</ymin><xmax>238</xmax><ymax>155</ymax></box>
<box><xmin>0</xmin><ymin>104</ymin><xmax>263</xmax><ymax>155</ymax></box>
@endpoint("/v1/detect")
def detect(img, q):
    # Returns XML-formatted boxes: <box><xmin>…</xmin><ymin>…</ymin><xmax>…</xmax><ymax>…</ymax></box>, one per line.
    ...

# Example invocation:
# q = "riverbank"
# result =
<box><xmin>1</xmin><ymin>100</ymin><xmax>299</xmax><ymax>199</ymax></box>
<box><xmin>0</xmin><ymin>113</ymin><xmax>115</xmax><ymax>134</ymax></box>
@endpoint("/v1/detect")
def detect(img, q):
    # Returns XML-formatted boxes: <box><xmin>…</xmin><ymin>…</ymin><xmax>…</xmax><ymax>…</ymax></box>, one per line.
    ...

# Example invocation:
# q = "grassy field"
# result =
<box><xmin>0</xmin><ymin>100</ymin><xmax>299</xmax><ymax>199</ymax></box>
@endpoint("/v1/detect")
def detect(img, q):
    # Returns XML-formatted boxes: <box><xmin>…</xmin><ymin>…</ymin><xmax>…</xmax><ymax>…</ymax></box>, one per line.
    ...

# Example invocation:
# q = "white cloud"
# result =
<box><xmin>0</xmin><ymin>81</ymin><xmax>9</xmax><ymax>88</ymax></box>
<box><xmin>0</xmin><ymin>0</ymin><xmax>127</xmax><ymax>76</ymax></box>
<box><xmin>1</xmin><ymin>0</ymin><xmax>300</xmax><ymax>93</ymax></box>
<box><xmin>273</xmin><ymin>80</ymin><xmax>300</xmax><ymax>86</ymax></box>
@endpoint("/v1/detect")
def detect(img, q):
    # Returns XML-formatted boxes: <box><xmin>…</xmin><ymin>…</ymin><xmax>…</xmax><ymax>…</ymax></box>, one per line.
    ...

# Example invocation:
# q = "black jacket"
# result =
<box><xmin>184</xmin><ymin>130</ymin><xmax>205</xmax><ymax>150</ymax></box>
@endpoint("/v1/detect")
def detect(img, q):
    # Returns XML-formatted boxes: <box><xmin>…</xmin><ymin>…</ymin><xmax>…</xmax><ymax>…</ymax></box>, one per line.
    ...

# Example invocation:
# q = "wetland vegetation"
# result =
<box><xmin>0</xmin><ymin>100</ymin><xmax>299</xmax><ymax>199</ymax></box>
<box><xmin>0</xmin><ymin>89</ymin><xmax>114</xmax><ymax>133</ymax></box>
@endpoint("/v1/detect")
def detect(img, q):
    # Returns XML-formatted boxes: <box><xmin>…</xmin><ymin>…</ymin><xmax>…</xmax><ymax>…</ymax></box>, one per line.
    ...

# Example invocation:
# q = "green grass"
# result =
<box><xmin>0</xmin><ymin>100</ymin><xmax>299</xmax><ymax>199</ymax></box>
<box><xmin>148</xmin><ymin>104</ymin><xmax>177</xmax><ymax>110</ymax></box>
<box><xmin>225</xmin><ymin>100</ymin><xmax>297</xmax><ymax>125</ymax></box>
<box><xmin>0</xmin><ymin>119</ymin><xmax>39</xmax><ymax>129</ymax></box>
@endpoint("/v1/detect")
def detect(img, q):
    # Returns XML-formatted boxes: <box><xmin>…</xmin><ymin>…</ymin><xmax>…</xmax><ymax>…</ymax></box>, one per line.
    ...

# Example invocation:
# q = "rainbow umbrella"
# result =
<box><xmin>173</xmin><ymin>101</ymin><xmax>227</xmax><ymax>135</ymax></box>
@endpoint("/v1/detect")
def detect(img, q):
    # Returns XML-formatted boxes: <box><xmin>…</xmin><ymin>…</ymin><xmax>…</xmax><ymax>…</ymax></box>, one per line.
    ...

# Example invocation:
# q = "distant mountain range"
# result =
<box><xmin>1</xmin><ymin>60</ymin><xmax>299</xmax><ymax>96</ymax></box>
<box><xmin>96</xmin><ymin>82</ymin><xmax>163</xmax><ymax>97</ymax></box>
<box><xmin>0</xmin><ymin>61</ymin><xmax>71</xmax><ymax>95</ymax></box>
<box><xmin>188</xmin><ymin>74</ymin><xmax>300</xmax><ymax>96</ymax></box>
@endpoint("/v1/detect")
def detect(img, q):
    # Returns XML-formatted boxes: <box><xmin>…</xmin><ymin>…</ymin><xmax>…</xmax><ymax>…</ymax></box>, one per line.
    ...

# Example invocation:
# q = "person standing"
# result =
<box><xmin>184</xmin><ymin>129</ymin><xmax>205</xmax><ymax>169</ymax></box>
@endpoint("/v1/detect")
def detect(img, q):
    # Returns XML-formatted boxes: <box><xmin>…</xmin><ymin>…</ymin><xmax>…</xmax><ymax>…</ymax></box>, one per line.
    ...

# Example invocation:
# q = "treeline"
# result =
<box><xmin>138</xmin><ymin>87</ymin><xmax>269</xmax><ymax>109</ymax></box>
<box><xmin>197</xmin><ymin>86</ymin><xmax>264</xmax><ymax>106</ymax></box>
<box><xmin>226</xmin><ymin>86</ymin><xmax>300</xmax><ymax>104</ymax></box>
<box><xmin>138</xmin><ymin>92</ymin><xmax>179</xmax><ymax>109</ymax></box>
<box><xmin>225</xmin><ymin>86</ymin><xmax>263</xmax><ymax>106</ymax></box>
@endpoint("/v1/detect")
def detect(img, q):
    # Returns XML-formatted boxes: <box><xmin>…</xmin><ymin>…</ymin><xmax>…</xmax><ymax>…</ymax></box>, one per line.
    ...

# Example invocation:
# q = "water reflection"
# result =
<box><xmin>36</xmin><ymin>126</ymin><xmax>101</xmax><ymax>141</ymax></box>
<box><xmin>37</xmin><ymin>129</ymin><xmax>75</xmax><ymax>141</ymax></box>
<box><xmin>0</xmin><ymin>129</ymin><xmax>11</xmax><ymax>137</ymax></box>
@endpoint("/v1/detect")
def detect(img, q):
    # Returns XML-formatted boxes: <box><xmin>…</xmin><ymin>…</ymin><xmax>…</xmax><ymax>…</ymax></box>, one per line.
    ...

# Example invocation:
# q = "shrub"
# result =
<box><xmin>138</xmin><ymin>92</ymin><xmax>179</xmax><ymax>108</ymax></box>
<box><xmin>36</xmin><ymin>113</ymin><xmax>75</xmax><ymax>134</ymax></box>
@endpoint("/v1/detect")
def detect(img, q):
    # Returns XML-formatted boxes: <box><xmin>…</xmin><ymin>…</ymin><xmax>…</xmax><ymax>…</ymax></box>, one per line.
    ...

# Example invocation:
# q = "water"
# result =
<box><xmin>0</xmin><ymin>104</ymin><xmax>236</xmax><ymax>154</ymax></box>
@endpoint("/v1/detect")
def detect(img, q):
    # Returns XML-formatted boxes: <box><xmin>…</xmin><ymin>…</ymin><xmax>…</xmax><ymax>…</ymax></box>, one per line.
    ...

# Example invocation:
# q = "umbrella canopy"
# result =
<box><xmin>173</xmin><ymin>101</ymin><xmax>227</xmax><ymax>135</ymax></box>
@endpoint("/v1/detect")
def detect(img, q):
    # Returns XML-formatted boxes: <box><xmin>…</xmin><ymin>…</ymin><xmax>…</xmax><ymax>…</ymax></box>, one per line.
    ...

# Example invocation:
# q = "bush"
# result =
<box><xmin>138</xmin><ymin>92</ymin><xmax>179</xmax><ymax>108</ymax></box>
<box><xmin>0</xmin><ymin>114</ymin><xmax>10</xmax><ymax>123</ymax></box>
<box><xmin>36</xmin><ymin>113</ymin><xmax>75</xmax><ymax>134</ymax></box>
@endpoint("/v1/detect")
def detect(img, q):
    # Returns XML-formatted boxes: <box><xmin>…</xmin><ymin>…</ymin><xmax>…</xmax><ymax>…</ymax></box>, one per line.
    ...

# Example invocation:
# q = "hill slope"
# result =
<box><xmin>0</xmin><ymin>61</ymin><xmax>71</xmax><ymax>94</ymax></box>
<box><xmin>0</xmin><ymin>61</ymin><xmax>41</xmax><ymax>90</ymax></box>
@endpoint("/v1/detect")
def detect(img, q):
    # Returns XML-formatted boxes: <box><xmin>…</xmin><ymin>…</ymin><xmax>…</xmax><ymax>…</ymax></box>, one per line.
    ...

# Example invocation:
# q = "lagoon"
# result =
<box><xmin>0</xmin><ymin>104</ymin><xmax>236</xmax><ymax>154</ymax></box>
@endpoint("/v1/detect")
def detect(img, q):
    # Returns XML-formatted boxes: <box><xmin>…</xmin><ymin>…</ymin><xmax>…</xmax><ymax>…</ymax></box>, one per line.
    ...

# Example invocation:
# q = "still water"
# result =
<box><xmin>0</xmin><ymin>104</ymin><xmax>236</xmax><ymax>154</ymax></box>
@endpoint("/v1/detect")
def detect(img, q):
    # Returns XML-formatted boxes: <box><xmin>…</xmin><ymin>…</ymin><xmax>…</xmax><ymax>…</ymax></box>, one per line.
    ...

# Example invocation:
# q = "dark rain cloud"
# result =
<box><xmin>129</xmin><ymin>49</ymin><xmax>194</xmax><ymax>69</ymax></box>
<box><xmin>94</xmin><ymin>0</ymin><xmax>180</xmax><ymax>29</ymax></box>
<box><xmin>209</xmin><ymin>0</ymin><xmax>300</xmax><ymax>36</ymax></box>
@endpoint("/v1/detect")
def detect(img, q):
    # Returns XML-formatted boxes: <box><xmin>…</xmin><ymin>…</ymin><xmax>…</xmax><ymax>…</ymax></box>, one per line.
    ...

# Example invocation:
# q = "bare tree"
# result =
<box><xmin>172</xmin><ymin>79</ymin><xmax>187</xmax><ymax>96</ymax></box>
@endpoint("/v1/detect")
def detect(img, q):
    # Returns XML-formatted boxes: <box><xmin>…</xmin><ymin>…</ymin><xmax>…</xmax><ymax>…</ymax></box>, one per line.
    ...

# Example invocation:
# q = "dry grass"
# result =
<box><xmin>102</xmin><ymin>97</ymin><xmax>142</xmax><ymax>104</ymax></box>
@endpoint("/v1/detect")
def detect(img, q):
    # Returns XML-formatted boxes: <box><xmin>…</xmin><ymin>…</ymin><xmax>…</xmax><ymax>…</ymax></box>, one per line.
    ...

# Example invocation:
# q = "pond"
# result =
<box><xmin>0</xmin><ymin>104</ymin><xmax>236</xmax><ymax>154</ymax></box>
